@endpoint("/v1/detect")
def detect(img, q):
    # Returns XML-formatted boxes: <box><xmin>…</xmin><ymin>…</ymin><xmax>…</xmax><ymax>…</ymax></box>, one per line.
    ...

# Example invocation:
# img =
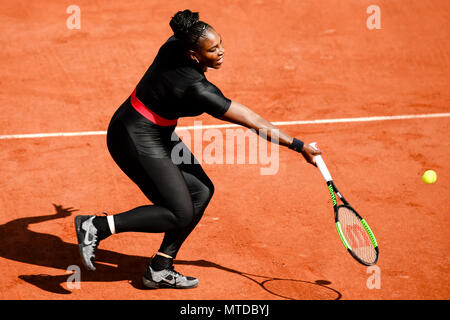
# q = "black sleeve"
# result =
<box><xmin>185</xmin><ymin>79</ymin><xmax>232</xmax><ymax>118</ymax></box>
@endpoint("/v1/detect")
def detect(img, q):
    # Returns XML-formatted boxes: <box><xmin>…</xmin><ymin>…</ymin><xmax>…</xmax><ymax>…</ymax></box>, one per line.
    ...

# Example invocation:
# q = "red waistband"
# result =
<box><xmin>130</xmin><ymin>88</ymin><xmax>178</xmax><ymax>126</ymax></box>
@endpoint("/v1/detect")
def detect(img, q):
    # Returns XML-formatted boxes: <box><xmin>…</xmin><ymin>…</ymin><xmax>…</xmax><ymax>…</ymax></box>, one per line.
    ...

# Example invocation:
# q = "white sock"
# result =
<box><xmin>156</xmin><ymin>252</ymin><xmax>173</xmax><ymax>259</ymax></box>
<box><xmin>107</xmin><ymin>215</ymin><xmax>116</xmax><ymax>234</ymax></box>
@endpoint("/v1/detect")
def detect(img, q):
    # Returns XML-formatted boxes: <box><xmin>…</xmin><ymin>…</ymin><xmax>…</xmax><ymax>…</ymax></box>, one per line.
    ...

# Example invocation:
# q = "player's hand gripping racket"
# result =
<box><xmin>310</xmin><ymin>143</ymin><xmax>379</xmax><ymax>266</ymax></box>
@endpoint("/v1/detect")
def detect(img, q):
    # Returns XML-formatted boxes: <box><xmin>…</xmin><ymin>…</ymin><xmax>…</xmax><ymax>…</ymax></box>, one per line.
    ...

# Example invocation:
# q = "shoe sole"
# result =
<box><xmin>74</xmin><ymin>215</ymin><xmax>96</xmax><ymax>271</ymax></box>
<box><xmin>142</xmin><ymin>276</ymin><xmax>198</xmax><ymax>289</ymax></box>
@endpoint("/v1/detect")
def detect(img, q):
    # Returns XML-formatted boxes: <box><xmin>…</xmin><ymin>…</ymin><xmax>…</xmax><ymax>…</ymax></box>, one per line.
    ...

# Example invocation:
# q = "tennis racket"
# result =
<box><xmin>310</xmin><ymin>143</ymin><xmax>379</xmax><ymax>266</ymax></box>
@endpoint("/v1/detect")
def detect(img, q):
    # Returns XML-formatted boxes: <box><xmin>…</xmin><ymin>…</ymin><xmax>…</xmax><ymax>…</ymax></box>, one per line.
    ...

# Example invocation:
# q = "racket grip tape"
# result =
<box><xmin>310</xmin><ymin>142</ymin><xmax>333</xmax><ymax>182</ymax></box>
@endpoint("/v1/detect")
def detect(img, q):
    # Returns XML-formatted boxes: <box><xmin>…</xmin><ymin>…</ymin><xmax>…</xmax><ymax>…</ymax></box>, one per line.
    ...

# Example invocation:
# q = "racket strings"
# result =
<box><xmin>338</xmin><ymin>206</ymin><xmax>377</xmax><ymax>265</ymax></box>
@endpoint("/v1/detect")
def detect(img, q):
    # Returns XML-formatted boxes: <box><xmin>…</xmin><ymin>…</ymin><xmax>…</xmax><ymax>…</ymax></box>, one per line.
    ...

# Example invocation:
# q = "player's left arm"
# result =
<box><xmin>217</xmin><ymin>100</ymin><xmax>321</xmax><ymax>165</ymax></box>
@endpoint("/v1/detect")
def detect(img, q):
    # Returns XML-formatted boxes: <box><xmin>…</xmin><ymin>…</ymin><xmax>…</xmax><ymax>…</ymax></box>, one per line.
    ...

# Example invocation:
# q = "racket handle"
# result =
<box><xmin>310</xmin><ymin>142</ymin><xmax>333</xmax><ymax>182</ymax></box>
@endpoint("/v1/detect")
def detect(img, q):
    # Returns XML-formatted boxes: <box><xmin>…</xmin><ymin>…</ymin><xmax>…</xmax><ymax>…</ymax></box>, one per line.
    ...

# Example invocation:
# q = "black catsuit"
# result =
<box><xmin>106</xmin><ymin>36</ymin><xmax>231</xmax><ymax>258</ymax></box>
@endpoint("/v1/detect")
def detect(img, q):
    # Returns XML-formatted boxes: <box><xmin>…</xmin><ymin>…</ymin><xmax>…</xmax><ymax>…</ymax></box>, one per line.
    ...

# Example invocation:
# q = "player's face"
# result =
<box><xmin>195</xmin><ymin>28</ymin><xmax>225</xmax><ymax>69</ymax></box>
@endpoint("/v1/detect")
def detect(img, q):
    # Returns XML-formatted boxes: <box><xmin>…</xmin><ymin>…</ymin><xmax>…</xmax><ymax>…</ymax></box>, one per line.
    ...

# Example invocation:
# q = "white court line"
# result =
<box><xmin>0</xmin><ymin>112</ymin><xmax>449</xmax><ymax>140</ymax></box>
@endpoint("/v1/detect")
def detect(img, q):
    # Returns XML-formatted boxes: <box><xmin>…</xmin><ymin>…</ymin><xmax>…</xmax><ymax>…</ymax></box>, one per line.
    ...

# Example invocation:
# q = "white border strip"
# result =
<box><xmin>0</xmin><ymin>112</ymin><xmax>449</xmax><ymax>140</ymax></box>
<box><xmin>0</xmin><ymin>131</ymin><xmax>108</xmax><ymax>140</ymax></box>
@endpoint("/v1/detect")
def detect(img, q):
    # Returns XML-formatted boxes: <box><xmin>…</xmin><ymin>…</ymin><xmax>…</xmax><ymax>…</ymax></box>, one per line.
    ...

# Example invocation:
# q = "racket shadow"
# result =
<box><xmin>172</xmin><ymin>259</ymin><xmax>342</xmax><ymax>300</ymax></box>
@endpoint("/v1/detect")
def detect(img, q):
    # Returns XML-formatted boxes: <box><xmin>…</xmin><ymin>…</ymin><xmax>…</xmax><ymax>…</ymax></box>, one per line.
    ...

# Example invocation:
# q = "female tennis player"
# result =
<box><xmin>75</xmin><ymin>9</ymin><xmax>321</xmax><ymax>289</ymax></box>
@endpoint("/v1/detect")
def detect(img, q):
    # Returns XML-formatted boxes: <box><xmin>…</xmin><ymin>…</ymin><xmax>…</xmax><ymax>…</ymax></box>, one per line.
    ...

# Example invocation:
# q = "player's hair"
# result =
<box><xmin>169</xmin><ymin>9</ymin><xmax>210</xmax><ymax>48</ymax></box>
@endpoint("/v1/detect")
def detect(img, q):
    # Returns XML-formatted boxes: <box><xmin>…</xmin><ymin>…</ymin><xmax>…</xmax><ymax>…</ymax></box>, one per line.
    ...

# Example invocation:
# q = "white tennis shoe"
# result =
<box><xmin>142</xmin><ymin>264</ymin><xmax>199</xmax><ymax>289</ymax></box>
<box><xmin>75</xmin><ymin>215</ymin><xmax>99</xmax><ymax>271</ymax></box>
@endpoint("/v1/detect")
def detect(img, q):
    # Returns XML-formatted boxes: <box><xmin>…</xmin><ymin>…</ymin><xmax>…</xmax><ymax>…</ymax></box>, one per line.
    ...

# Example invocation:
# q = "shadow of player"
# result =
<box><xmin>4</xmin><ymin>204</ymin><xmax>148</xmax><ymax>294</ymax></box>
<box><xmin>6</xmin><ymin>204</ymin><xmax>341</xmax><ymax>299</ymax></box>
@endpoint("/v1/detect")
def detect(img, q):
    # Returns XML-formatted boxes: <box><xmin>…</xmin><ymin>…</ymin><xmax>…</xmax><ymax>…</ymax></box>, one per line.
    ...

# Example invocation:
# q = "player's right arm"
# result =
<box><xmin>217</xmin><ymin>100</ymin><xmax>321</xmax><ymax>165</ymax></box>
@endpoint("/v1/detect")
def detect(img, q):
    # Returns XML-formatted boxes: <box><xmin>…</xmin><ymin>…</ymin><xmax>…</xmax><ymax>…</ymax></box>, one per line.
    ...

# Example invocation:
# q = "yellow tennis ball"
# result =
<box><xmin>422</xmin><ymin>170</ymin><xmax>437</xmax><ymax>184</ymax></box>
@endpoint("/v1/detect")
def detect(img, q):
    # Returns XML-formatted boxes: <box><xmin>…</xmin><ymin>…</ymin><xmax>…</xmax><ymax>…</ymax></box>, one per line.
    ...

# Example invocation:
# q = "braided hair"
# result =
<box><xmin>169</xmin><ymin>10</ymin><xmax>210</xmax><ymax>49</ymax></box>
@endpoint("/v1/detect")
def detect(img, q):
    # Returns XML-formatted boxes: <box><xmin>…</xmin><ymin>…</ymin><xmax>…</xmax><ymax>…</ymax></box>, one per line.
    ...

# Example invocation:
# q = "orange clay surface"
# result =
<box><xmin>0</xmin><ymin>0</ymin><xmax>449</xmax><ymax>300</ymax></box>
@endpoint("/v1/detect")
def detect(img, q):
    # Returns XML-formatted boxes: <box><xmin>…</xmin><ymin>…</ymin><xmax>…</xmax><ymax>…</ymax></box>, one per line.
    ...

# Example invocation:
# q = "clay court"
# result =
<box><xmin>0</xmin><ymin>0</ymin><xmax>449</xmax><ymax>300</ymax></box>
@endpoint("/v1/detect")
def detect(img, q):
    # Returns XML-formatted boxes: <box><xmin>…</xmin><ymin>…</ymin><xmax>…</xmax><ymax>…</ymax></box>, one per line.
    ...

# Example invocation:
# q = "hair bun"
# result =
<box><xmin>170</xmin><ymin>10</ymin><xmax>200</xmax><ymax>39</ymax></box>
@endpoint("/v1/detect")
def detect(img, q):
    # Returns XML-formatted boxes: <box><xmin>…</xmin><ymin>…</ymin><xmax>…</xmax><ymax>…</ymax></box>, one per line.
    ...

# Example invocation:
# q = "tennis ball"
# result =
<box><xmin>422</xmin><ymin>170</ymin><xmax>437</xmax><ymax>184</ymax></box>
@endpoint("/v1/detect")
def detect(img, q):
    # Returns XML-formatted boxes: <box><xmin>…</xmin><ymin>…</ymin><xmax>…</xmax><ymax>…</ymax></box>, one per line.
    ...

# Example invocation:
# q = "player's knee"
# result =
<box><xmin>201</xmin><ymin>182</ymin><xmax>215</xmax><ymax>204</ymax></box>
<box><xmin>173</xmin><ymin>204</ymin><xmax>195</xmax><ymax>228</ymax></box>
<box><xmin>208</xmin><ymin>183</ymin><xmax>215</xmax><ymax>199</ymax></box>
<box><xmin>176</xmin><ymin>214</ymin><xmax>194</xmax><ymax>228</ymax></box>
<box><xmin>194</xmin><ymin>183</ymin><xmax>214</xmax><ymax>215</ymax></box>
